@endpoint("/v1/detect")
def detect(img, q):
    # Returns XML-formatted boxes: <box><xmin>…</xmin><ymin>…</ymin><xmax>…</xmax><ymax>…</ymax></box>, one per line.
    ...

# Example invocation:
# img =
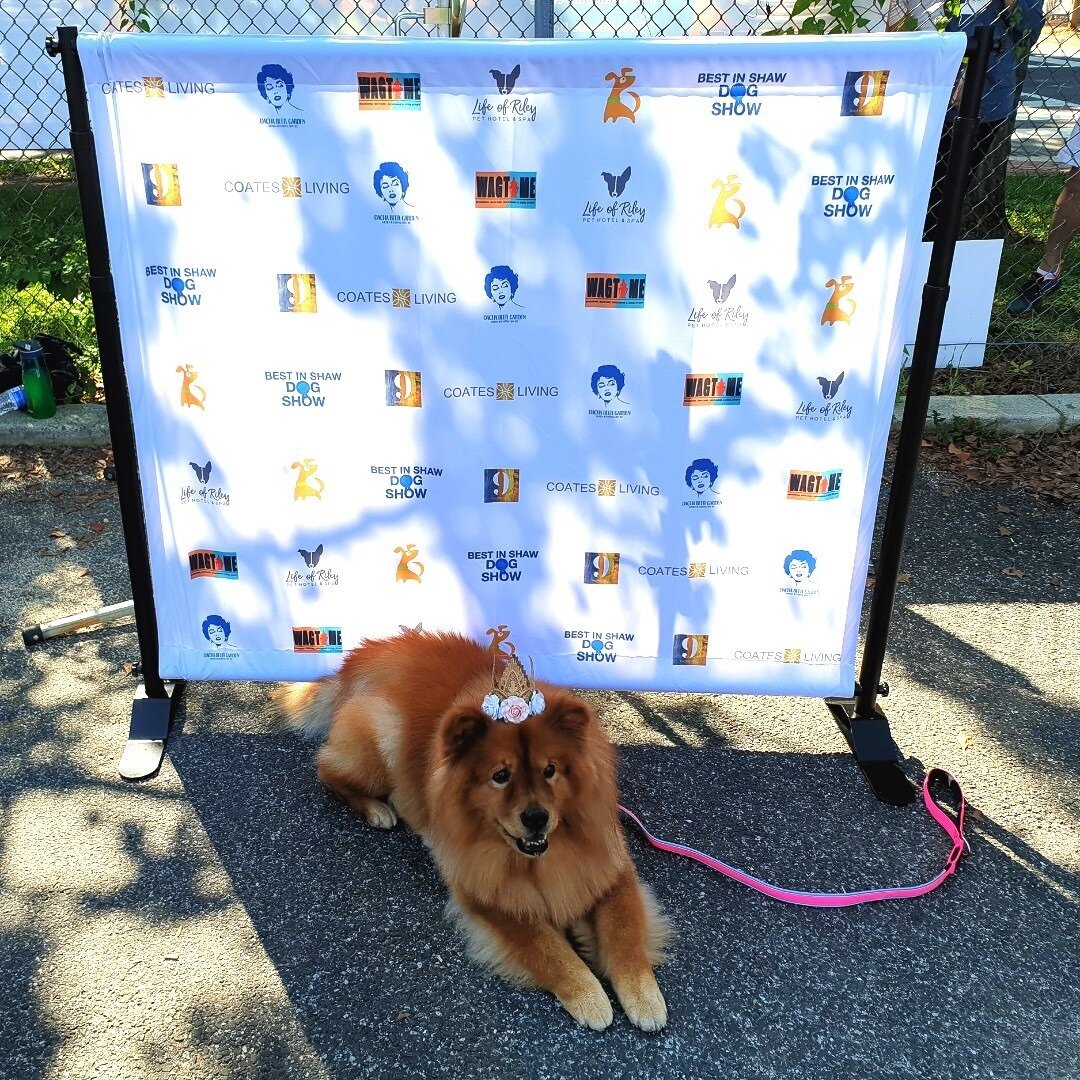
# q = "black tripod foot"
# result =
<box><xmin>119</xmin><ymin>681</ymin><xmax>182</xmax><ymax>781</ymax></box>
<box><xmin>826</xmin><ymin>699</ymin><xmax>917</xmax><ymax>806</ymax></box>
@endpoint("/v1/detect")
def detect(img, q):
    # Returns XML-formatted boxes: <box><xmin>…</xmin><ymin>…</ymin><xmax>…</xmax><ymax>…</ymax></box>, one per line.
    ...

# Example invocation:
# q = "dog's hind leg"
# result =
<box><xmin>315</xmin><ymin>698</ymin><xmax>399</xmax><ymax>829</ymax></box>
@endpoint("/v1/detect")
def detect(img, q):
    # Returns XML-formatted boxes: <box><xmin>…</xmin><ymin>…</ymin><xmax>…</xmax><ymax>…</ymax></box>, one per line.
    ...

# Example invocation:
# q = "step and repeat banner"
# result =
<box><xmin>80</xmin><ymin>31</ymin><xmax>963</xmax><ymax>693</ymax></box>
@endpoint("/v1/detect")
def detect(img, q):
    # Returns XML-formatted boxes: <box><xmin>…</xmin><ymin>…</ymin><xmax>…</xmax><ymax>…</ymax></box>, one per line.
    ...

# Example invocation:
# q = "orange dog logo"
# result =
<box><xmin>603</xmin><ymin>67</ymin><xmax>641</xmax><ymax>124</ymax></box>
<box><xmin>486</xmin><ymin>623</ymin><xmax>517</xmax><ymax>657</ymax></box>
<box><xmin>176</xmin><ymin>364</ymin><xmax>206</xmax><ymax>409</ymax></box>
<box><xmin>709</xmin><ymin>175</ymin><xmax>745</xmax><ymax>229</ymax></box>
<box><xmin>394</xmin><ymin>543</ymin><xmax>425</xmax><ymax>583</ymax></box>
<box><xmin>821</xmin><ymin>276</ymin><xmax>856</xmax><ymax>325</ymax></box>
<box><xmin>291</xmin><ymin>458</ymin><xmax>325</xmax><ymax>500</ymax></box>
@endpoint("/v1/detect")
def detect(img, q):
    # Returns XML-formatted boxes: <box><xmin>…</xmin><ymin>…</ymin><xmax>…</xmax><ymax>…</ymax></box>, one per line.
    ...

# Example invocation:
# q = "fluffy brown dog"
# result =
<box><xmin>273</xmin><ymin>629</ymin><xmax>668</xmax><ymax>1031</ymax></box>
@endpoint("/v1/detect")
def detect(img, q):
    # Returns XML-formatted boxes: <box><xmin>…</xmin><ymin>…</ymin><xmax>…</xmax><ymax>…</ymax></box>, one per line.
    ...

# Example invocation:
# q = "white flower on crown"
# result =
<box><xmin>481</xmin><ymin>694</ymin><xmax>502</xmax><ymax>720</ymax></box>
<box><xmin>499</xmin><ymin>696</ymin><xmax>531</xmax><ymax>724</ymax></box>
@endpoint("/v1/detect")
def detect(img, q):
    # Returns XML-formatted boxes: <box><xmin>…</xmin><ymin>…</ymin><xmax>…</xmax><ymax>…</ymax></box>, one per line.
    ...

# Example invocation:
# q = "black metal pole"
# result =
<box><xmin>855</xmin><ymin>26</ymin><xmax>995</xmax><ymax>721</ymax></box>
<box><xmin>49</xmin><ymin>26</ymin><xmax>167</xmax><ymax>699</ymax></box>
<box><xmin>534</xmin><ymin>0</ymin><xmax>554</xmax><ymax>38</ymax></box>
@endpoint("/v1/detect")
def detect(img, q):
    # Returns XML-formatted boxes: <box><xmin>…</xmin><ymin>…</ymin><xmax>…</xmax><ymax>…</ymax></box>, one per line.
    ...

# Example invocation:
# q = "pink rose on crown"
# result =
<box><xmin>498</xmin><ymin>696</ymin><xmax>531</xmax><ymax>724</ymax></box>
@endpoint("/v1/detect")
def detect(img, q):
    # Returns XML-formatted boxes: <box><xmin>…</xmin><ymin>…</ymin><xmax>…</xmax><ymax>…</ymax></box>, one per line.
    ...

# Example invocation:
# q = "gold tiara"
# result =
<box><xmin>481</xmin><ymin>654</ymin><xmax>545</xmax><ymax>724</ymax></box>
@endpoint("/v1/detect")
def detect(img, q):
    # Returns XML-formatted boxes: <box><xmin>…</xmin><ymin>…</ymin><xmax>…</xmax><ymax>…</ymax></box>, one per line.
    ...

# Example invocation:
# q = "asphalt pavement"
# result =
<box><xmin>0</xmin><ymin>438</ymin><xmax>1077</xmax><ymax>1080</ymax></box>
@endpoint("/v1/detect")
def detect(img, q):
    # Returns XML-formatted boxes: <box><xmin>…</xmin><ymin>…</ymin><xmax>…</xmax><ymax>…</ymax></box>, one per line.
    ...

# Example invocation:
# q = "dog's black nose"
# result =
<box><xmin>520</xmin><ymin>806</ymin><xmax>549</xmax><ymax>834</ymax></box>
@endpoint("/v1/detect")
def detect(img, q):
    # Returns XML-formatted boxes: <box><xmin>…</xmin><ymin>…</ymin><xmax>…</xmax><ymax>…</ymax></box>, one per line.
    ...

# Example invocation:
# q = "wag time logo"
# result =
<box><xmin>583</xmin><ymin>552</ymin><xmax>620</xmax><ymax>585</ymax></box>
<box><xmin>585</xmin><ymin>273</ymin><xmax>646</xmax><ymax>309</ymax></box>
<box><xmin>467</xmin><ymin>549</ymin><xmax>540</xmax><ymax>583</ymax></box>
<box><xmin>141</xmin><ymin>163</ymin><xmax>181</xmax><ymax>206</ymax></box>
<box><xmin>265</xmin><ymin>368</ymin><xmax>341</xmax><ymax>407</ymax></box>
<box><xmin>188</xmin><ymin>548</ymin><xmax>238</xmax><ymax>580</ymax></box>
<box><xmin>146</xmin><ymin>264</ymin><xmax>215</xmax><ymax>307</ymax></box>
<box><xmin>814</xmin><ymin>172</ymin><xmax>895</xmax><ymax>219</ymax></box>
<box><xmin>788</xmin><ymin>468</ymin><xmax>843</xmax><ymax>501</ymax></box>
<box><xmin>475</xmin><ymin>172</ymin><xmax>537</xmax><ymax>209</ymax></box>
<box><xmin>484</xmin><ymin>468</ymin><xmax>520</xmax><ymax>503</ymax></box>
<box><xmin>292</xmin><ymin>626</ymin><xmax>343</xmax><ymax>653</ymax></box>
<box><xmin>357</xmin><ymin>71</ymin><xmax>421</xmax><ymax>111</ymax></box>
<box><xmin>673</xmin><ymin>634</ymin><xmax>709</xmax><ymax>666</ymax></box>
<box><xmin>373</xmin><ymin>464</ymin><xmax>443</xmax><ymax>500</ymax></box>
<box><xmin>278</xmin><ymin>274</ymin><xmax>317</xmax><ymax>313</ymax></box>
<box><xmin>565</xmin><ymin>629</ymin><xmax>635</xmax><ymax>665</ymax></box>
<box><xmin>386</xmin><ymin>370</ymin><xmax>422</xmax><ymax>407</ymax></box>
<box><xmin>842</xmin><ymin>70</ymin><xmax>889</xmax><ymax>116</ymax></box>
<box><xmin>684</xmin><ymin>373</ymin><xmax>743</xmax><ymax>406</ymax></box>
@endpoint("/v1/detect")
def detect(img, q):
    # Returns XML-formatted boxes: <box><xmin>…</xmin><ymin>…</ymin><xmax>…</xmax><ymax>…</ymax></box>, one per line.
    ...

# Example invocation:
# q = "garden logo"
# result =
<box><xmin>147</xmin><ymin>264</ymin><xmax>216</xmax><ymax>307</ymax></box>
<box><xmin>386</xmin><ymin>370</ymin><xmax>422</xmax><ymax>407</ymax></box>
<box><xmin>201</xmin><ymin>614</ymin><xmax>240</xmax><ymax>657</ymax></box>
<box><xmin>585</xmin><ymin>273</ymin><xmax>646</xmax><ymax>309</ymax></box>
<box><xmin>583</xmin><ymin>552</ymin><xmax>620</xmax><ymax>585</ymax></box>
<box><xmin>257</xmin><ymin>64</ymin><xmax>305</xmax><ymax>127</ymax></box>
<box><xmin>278</xmin><ymin>274</ymin><xmax>317</xmax><ymax>313</ymax></box>
<box><xmin>787</xmin><ymin>468</ymin><xmax>842</xmax><ymax>501</ymax></box>
<box><xmin>672</xmin><ymin>634</ymin><xmax>709</xmax><ymax>666</ymax></box>
<box><xmin>141</xmin><ymin>163</ymin><xmax>181</xmax><ymax>206</ymax></box>
<box><xmin>292</xmin><ymin>626</ymin><xmax>343</xmax><ymax>653</ymax></box>
<box><xmin>292</xmin><ymin>458</ymin><xmax>325</xmax><ymax>501</ymax></box>
<box><xmin>781</xmin><ymin>549</ymin><xmax>819</xmax><ymax>596</ymax></box>
<box><xmin>484</xmin><ymin>468</ymin><xmax>520</xmax><ymax>503</ymax></box>
<box><xmin>475</xmin><ymin>172</ymin><xmax>537</xmax><ymax>209</ymax></box>
<box><xmin>842</xmin><ymin>70</ymin><xmax>889</xmax><ymax>116</ymax></box>
<box><xmin>821</xmin><ymin>276</ymin><xmax>855</xmax><ymax>326</ymax></box>
<box><xmin>357</xmin><ymin>71</ymin><xmax>421</xmax><ymax>111</ymax></box>
<box><xmin>188</xmin><ymin>548</ymin><xmax>238</xmax><ymax>580</ymax></box>
<box><xmin>683</xmin><ymin>373</ymin><xmax>743</xmax><ymax>406</ymax></box>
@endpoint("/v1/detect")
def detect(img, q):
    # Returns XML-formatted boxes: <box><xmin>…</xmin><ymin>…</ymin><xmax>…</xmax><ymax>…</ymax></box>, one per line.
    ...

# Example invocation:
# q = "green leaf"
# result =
<box><xmin>791</xmin><ymin>0</ymin><xmax>816</xmax><ymax>16</ymax></box>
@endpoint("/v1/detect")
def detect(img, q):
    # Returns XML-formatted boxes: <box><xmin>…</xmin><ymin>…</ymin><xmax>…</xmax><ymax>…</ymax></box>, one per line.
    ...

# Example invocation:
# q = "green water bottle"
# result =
<box><xmin>16</xmin><ymin>340</ymin><xmax>56</xmax><ymax>420</ymax></box>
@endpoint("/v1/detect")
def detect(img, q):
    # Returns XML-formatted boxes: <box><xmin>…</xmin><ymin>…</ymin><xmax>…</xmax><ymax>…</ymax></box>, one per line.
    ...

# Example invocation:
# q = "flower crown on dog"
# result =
<box><xmin>481</xmin><ymin>654</ymin><xmax>545</xmax><ymax>724</ymax></box>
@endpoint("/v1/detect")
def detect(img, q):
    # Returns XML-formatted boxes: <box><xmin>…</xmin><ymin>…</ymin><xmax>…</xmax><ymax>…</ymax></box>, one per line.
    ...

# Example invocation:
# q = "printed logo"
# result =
<box><xmin>176</xmin><ymin>364</ymin><xmax>206</xmax><ymax>410</ymax></box>
<box><xmin>474</xmin><ymin>65</ymin><xmax>537</xmax><ymax>122</ymax></box>
<box><xmin>683</xmin><ymin>458</ymin><xmax>722</xmax><ymax>509</ymax></box>
<box><xmin>188</xmin><ymin>548</ymin><xmax>238</xmax><ymax>580</ymax></box>
<box><xmin>603</xmin><ymin>67</ymin><xmax>641</xmax><ymax>124</ymax></box>
<box><xmin>394</xmin><ymin>543</ymin><xmax>425</xmax><ymax>583</ymax></box>
<box><xmin>223</xmin><ymin>176</ymin><xmax>349</xmax><ymax>196</ymax></box>
<box><xmin>842</xmin><ymin>70</ymin><xmax>889</xmax><ymax>117</ymax></box>
<box><xmin>683</xmin><ymin>373</ymin><xmax>743</xmax><ymax>406</ymax></box>
<box><xmin>583</xmin><ymin>552</ymin><xmax>620</xmax><ymax>585</ymax></box>
<box><xmin>688</xmin><ymin>275</ymin><xmax>749</xmax><ymax>329</ymax></box>
<box><xmin>484</xmin><ymin>265</ymin><xmax>525</xmax><ymax>323</ymax></box>
<box><xmin>546</xmin><ymin>477</ymin><xmax>659</xmax><ymax>498</ymax></box>
<box><xmin>373</xmin><ymin>464</ymin><xmax>443</xmax><ymax>500</ymax></box>
<box><xmin>582</xmin><ymin>168</ymin><xmax>646</xmax><ymax>225</ymax></box>
<box><xmin>821</xmin><ymin>276</ymin><xmax>856</xmax><ymax>325</ymax></box>
<box><xmin>101</xmin><ymin>76</ymin><xmax>214</xmax><ymax>97</ymax></box>
<box><xmin>373</xmin><ymin>161</ymin><xmax>417</xmax><ymax>222</ymax></box>
<box><xmin>673</xmin><ymin>634</ymin><xmax>709</xmax><ymax>666</ymax></box>
<box><xmin>589</xmin><ymin>364</ymin><xmax>630</xmax><ymax>419</ymax></box>
<box><xmin>258</xmin><ymin>64</ymin><xmax>305</xmax><ymax>126</ymax></box>
<box><xmin>484</xmin><ymin>468</ymin><xmax>520</xmax><ymax>503</ymax></box>
<box><xmin>796</xmin><ymin>372</ymin><xmax>852</xmax><ymax>423</ymax></box>
<box><xmin>386</xmin><ymin>370</ymin><xmax>422</xmax><ymax>407</ymax></box>
<box><xmin>202</xmin><ymin>614</ymin><xmax>240</xmax><ymax>657</ymax></box>
<box><xmin>708</xmin><ymin>79</ymin><xmax>763</xmax><ymax>118</ymax></box>
<box><xmin>708</xmin><ymin>175</ymin><xmax>745</xmax><ymax>229</ymax></box>
<box><xmin>357</xmin><ymin>71</ymin><xmax>421</xmax><ymax>111</ymax></box>
<box><xmin>181</xmin><ymin>458</ymin><xmax>230</xmax><ymax>507</ymax></box>
<box><xmin>441</xmin><ymin>380</ymin><xmax>558</xmax><ymax>400</ymax></box>
<box><xmin>292</xmin><ymin>626</ymin><xmax>343</xmax><ymax>652</ymax></box>
<box><xmin>467</xmin><ymin>549</ymin><xmax>540</xmax><ymax>583</ymax></box>
<box><xmin>565</xmin><ymin>629</ymin><xmax>634</xmax><ymax>664</ymax></box>
<box><xmin>147</xmin><ymin>264</ymin><xmax>216</xmax><ymax>307</ymax></box>
<box><xmin>335</xmin><ymin>287</ymin><xmax>453</xmax><ymax>308</ymax></box>
<box><xmin>782</xmin><ymin>549</ymin><xmax>819</xmax><ymax>596</ymax></box>
<box><xmin>585</xmin><ymin>273</ymin><xmax>646</xmax><ymax>309</ymax></box>
<box><xmin>265</xmin><ymin>368</ymin><xmax>341</xmax><ymax>407</ymax></box>
<box><xmin>292</xmin><ymin>458</ymin><xmax>325</xmax><ymax>501</ymax></box>
<box><xmin>141</xmin><ymin>163</ymin><xmax>181</xmax><ymax>206</ymax></box>
<box><xmin>638</xmin><ymin>560</ymin><xmax>749</xmax><ymax>579</ymax></box>
<box><xmin>475</xmin><ymin>172</ymin><xmax>537</xmax><ymax>209</ymax></box>
<box><xmin>278</xmin><ymin>273</ymin><xmax>317</xmax><ymax>313</ymax></box>
<box><xmin>787</xmin><ymin>468</ymin><xmax>843</xmax><ymax>501</ymax></box>
<box><xmin>288</xmin><ymin>544</ymin><xmax>340</xmax><ymax>588</ymax></box>
<box><xmin>486</xmin><ymin>623</ymin><xmax>517</xmax><ymax>656</ymax></box>
<box><xmin>815</xmin><ymin>172</ymin><xmax>894</xmax><ymax>219</ymax></box>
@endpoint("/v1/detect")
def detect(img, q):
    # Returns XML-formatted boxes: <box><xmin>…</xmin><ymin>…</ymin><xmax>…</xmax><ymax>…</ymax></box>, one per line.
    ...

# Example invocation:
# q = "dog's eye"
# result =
<box><xmin>492</xmin><ymin>767</ymin><xmax>511</xmax><ymax>786</ymax></box>
<box><xmin>543</xmin><ymin>763</ymin><xmax>556</xmax><ymax>780</ymax></box>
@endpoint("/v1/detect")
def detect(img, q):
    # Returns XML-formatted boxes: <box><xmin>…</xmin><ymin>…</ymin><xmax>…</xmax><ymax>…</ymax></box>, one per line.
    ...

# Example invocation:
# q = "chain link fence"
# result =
<box><xmin>2</xmin><ymin>1</ymin><xmax>1077</xmax><ymax>397</ymax></box>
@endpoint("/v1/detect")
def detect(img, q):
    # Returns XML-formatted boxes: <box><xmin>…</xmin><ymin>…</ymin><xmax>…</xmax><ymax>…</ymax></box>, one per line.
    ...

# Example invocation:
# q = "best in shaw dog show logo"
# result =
<box><xmin>842</xmin><ymin>70</ymin><xmax>889</xmax><ymax>116</ymax></box>
<box><xmin>683</xmin><ymin>372</ymin><xmax>743</xmax><ymax>406</ymax></box>
<box><xmin>188</xmin><ymin>548</ymin><xmax>238</xmax><ymax>580</ymax></box>
<box><xmin>582</xmin><ymin>167</ymin><xmax>646</xmax><ymax>225</ymax></box>
<box><xmin>141</xmin><ymin>163</ymin><xmax>181</xmax><ymax>206</ymax></box>
<box><xmin>467</xmin><ymin>548</ymin><xmax>540</xmax><ymax>583</ymax></box>
<box><xmin>146</xmin><ymin>263</ymin><xmax>215</xmax><ymax>307</ymax></box>
<box><xmin>697</xmin><ymin>67</ymin><xmax>788</xmax><ymax>116</ymax></box>
<box><xmin>585</xmin><ymin>273</ymin><xmax>646</xmax><ymax>309</ymax></box>
<box><xmin>265</xmin><ymin>368</ymin><xmax>342</xmax><ymax>407</ymax></box>
<box><xmin>475</xmin><ymin>171</ymin><xmax>537</xmax><ymax>209</ymax></box>
<box><xmin>385</xmin><ymin>370</ymin><xmax>423</xmax><ymax>407</ymax></box>
<box><xmin>373</xmin><ymin>464</ymin><xmax>443</xmax><ymax>500</ymax></box>
<box><xmin>787</xmin><ymin>468</ymin><xmax>843</xmax><ymax>501</ymax></box>
<box><xmin>357</xmin><ymin>71</ymin><xmax>421</xmax><ymax>110</ymax></box>
<box><xmin>474</xmin><ymin>64</ymin><xmax>537</xmax><ymax>122</ymax></box>
<box><xmin>564</xmin><ymin>629</ymin><xmax>634</xmax><ymax>665</ymax></box>
<box><xmin>813</xmin><ymin>172</ymin><xmax>894</xmax><ymax>219</ymax></box>
<box><xmin>292</xmin><ymin>626</ymin><xmax>343</xmax><ymax>652</ymax></box>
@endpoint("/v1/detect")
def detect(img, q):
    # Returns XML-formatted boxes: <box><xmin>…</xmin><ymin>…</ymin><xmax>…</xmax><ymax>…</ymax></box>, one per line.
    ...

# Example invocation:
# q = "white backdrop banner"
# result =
<box><xmin>78</xmin><ymin>30</ymin><xmax>963</xmax><ymax>694</ymax></box>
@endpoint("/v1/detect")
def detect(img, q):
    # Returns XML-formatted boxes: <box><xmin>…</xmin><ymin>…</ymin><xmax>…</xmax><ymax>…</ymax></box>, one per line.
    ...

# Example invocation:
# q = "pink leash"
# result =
<box><xmin>619</xmin><ymin>767</ymin><xmax>968</xmax><ymax>908</ymax></box>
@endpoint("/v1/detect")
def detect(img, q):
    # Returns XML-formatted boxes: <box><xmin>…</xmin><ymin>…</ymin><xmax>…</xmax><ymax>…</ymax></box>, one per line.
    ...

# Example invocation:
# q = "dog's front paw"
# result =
<box><xmin>614</xmin><ymin>972</ymin><xmax>667</xmax><ymax>1032</ymax></box>
<box><xmin>363</xmin><ymin>800</ymin><xmax>398</xmax><ymax>829</ymax></box>
<box><xmin>560</xmin><ymin>975</ymin><xmax>614</xmax><ymax>1031</ymax></box>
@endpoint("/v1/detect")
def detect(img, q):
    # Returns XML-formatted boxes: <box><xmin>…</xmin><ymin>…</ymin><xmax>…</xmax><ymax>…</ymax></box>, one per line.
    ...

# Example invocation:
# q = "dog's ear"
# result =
<box><xmin>548</xmin><ymin>702</ymin><xmax>594</xmax><ymax>740</ymax></box>
<box><xmin>605</xmin><ymin>71</ymin><xmax>618</xmax><ymax>83</ymax></box>
<box><xmin>442</xmin><ymin>708</ymin><xmax>491</xmax><ymax>761</ymax></box>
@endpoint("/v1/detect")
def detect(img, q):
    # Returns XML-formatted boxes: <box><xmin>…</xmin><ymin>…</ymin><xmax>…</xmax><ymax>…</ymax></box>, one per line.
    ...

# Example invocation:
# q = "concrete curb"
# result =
<box><xmin>1</xmin><ymin>396</ymin><xmax>1078</xmax><ymax>448</ymax></box>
